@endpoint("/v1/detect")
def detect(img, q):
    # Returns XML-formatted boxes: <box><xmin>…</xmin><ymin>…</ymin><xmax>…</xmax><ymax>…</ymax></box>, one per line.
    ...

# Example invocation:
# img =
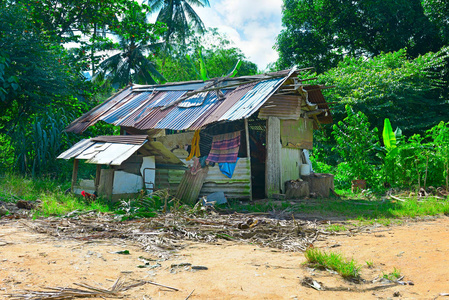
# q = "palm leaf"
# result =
<box><xmin>382</xmin><ymin>118</ymin><xmax>396</xmax><ymax>151</ymax></box>
<box><xmin>183</xmin><ymin>2</ymin><xmax>206</xmax><ymax>33</ymax></box>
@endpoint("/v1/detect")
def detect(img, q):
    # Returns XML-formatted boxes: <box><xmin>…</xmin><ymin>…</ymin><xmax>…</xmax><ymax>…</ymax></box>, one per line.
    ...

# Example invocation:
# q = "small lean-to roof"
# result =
<box><xmin>57</xmin><ymin>135</ymin><xmax>185</xmax><ymax>165</ymax></box>
<box><xmin>57</xmin><ymin>135</ymin><xmax>149</xmax><ymax>165</ymax></box>
<box><xmin>65</xmin><ymin>67</ymin><xmax>332</xmax><ymax>133</ymax></box>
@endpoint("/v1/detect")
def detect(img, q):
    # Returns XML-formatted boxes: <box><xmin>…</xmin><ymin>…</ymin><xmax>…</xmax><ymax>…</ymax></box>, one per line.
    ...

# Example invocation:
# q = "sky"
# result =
<box><xmin>188</xmin><ymin>0</ymin><xmax>284</xmax><ymax>70</ymax></box>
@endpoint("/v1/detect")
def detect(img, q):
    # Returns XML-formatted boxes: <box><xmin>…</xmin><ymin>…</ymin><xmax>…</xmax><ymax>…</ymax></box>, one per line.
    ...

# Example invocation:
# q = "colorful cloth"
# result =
<box><xmin>207</xmin><ymin>131</ymin><xmax>241</xmax><ymax>163</ymax></box>
<box><xmin>219</xmin><ymin>158</ymin><xmax>239</xmax><ymax>178</ymax></box>
<box><xmin>186</xmin><ymin>130</ymin><xmax>201</xmax><ymax>161</ymax></box>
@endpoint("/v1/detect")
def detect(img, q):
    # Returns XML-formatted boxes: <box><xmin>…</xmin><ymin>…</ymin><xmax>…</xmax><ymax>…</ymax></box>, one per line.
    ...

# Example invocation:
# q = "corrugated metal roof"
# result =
<box><xmin>57</xmin><ymin>139</ymin><xmax>94</xmax><ymax>160</ymax></box>
<box><xmin>100</xmin><ymin>92</ymin><xmax>152</xmax><ymax>125</ymax></box>
<box><xmin>154</xmin><ymin>90</ymin><xmax>231</xmax><ymax>130</ymax></box>
<box><xmin>65</xmin><ymin>68</ymin><xmax>332</xmax><ymax>134</ymax></box>
<box><xmin>192</xmin><ymin>82</ymin><xmax>258</xmax><ymax>129</ymax></box>
<box><xmin>91</xmin><ymin>135</ymin><xmax>149</xmax><ymax>145</ymax></box>
<box><xmin>57</xmin><ymin>136</ymin><xmax>148</xmax><ymax>165</ymax></box>
<box><xmin>147</xmin><ymin>90</ymin><xmax>186</xmax><ymax>108</ymax></box>
<box><xmin>218</xmin><ymin>78</ymin><xmax>285</xmax><ymax>121</ymax></box>
<box><xmin>65</xmin><ymin>86</ymin><xmax>133</xmax><ymax>133</ymax></box>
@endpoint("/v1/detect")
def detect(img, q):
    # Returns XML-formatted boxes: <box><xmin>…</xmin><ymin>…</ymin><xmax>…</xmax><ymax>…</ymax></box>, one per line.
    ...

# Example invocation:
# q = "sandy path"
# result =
<box><xmin>1</xmin><ymin>217</ymin><xmax>449</xmax><ymax>299</ymax></box>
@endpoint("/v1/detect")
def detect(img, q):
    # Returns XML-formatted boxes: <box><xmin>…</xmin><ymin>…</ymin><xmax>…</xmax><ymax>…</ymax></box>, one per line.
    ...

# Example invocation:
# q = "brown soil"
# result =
<box><xmin>1</xmin><ymin>217</ymin><xmax>449</xmax><ymax>299</ymax></box>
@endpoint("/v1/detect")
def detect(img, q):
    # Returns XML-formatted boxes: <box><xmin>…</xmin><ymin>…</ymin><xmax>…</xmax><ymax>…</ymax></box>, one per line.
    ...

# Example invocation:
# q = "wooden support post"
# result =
<box><xmin>71</xmin><ymin>159</ymin><xmax>79</xmax><ymax>193</ymax></box>
<box><xmin>265</xmin><ymin>116</ymin><xmax>281</xmax><ymax>198</ymax></box>
<box><xmin>95</xmin><ymin>164</ymin><xmax>101</xmax><ymax>193</ymax></box>
<box><xmin>244</xmin><ymin>118</ymin><xmax>253</xmax><ymax>201</ymax></box>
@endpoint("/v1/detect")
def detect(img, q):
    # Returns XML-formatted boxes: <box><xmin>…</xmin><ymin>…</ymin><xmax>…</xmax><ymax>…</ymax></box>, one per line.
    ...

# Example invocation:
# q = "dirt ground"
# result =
<box><xmin>1</xmin><ymin>216</ymin><xmax>449</xmax><ymax>299</ymax></box>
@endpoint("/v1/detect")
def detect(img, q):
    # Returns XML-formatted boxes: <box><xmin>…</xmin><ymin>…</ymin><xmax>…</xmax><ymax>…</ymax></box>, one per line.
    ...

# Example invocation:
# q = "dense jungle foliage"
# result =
<box><xmin>1</xmin><ymin>0</ymin><xmax>449</xmax><ymax>195</ymax></box>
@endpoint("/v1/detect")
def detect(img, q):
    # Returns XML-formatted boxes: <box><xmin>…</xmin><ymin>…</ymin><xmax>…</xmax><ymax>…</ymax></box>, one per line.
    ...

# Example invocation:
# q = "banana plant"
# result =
<box><xmin>380</xmin><ymin>118</ymin><xmax>402</xmax><ymax>185</ymax></box>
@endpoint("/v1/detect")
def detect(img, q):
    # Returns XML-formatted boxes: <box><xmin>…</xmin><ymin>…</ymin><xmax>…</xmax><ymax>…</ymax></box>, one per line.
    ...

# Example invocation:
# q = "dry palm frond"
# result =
<box><xmin>6</xmin><ymin>277</ymin><xmax>178</xmax><ymax>300</ymax></box>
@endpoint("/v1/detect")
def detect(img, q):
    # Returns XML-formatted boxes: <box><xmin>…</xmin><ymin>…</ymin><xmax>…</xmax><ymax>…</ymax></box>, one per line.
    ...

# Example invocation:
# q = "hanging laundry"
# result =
<box><xmin>199</xmin><ymin>131</ymin><xmax>213</xmax><ymax>156</ymax></box>
<box><xmin>207</xmin><ymin>131</ymin><xmax>241</xmax><ymax>163</ymax></box>
<box><xmin>186</xmin><ymin>130</ymin><xmax>201</xmax><ymax>161</ymax></box>
<box><xmin>218</xmin><ymin>158</ymin><xmax>240</xmax><ymax>178</ymax></box>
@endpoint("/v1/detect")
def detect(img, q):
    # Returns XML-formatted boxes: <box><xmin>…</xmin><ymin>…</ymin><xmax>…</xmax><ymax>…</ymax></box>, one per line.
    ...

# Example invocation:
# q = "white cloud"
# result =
<box><xmin>196</xmin><ymin>0</ymin><xmax>283</xmax><ymax>70</ymax></box>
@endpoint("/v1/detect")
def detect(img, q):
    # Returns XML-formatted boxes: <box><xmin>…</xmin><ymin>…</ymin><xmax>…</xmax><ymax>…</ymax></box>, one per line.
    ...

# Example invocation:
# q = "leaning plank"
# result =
<box><xmin>175</xmin><ymin>167</ymin><xmax>209</xmax><ymax>205</ymax></box>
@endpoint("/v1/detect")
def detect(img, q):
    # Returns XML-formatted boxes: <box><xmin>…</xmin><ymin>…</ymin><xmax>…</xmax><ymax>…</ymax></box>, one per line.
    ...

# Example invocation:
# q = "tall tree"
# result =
<box><xmin>276</xmin><ymin>0</ymin><xmax>445</xmax><ymax>72</ymax></box>
<box><xmin>94</xmin><ymin>3</ymin><xmax>167</xmax><ymax>88</ymax></box>
<box><xmin>0</xmin><ymin>2</ymin><xmax>81</xmax><ymax>132</ymax></box>
<box><xmin>147</xmin><ymin>0</ymin><xmax>210</xmax><ymax>43</ymax></box>
<box><xmin>317</xmin><ymin>48</ymin><xmax>449</xmax><ymax>136</ymax></box>
<box><xmin>157</xmin><ymin>28</ymin><xmax>258</xmax><ymax>82</ymax></box>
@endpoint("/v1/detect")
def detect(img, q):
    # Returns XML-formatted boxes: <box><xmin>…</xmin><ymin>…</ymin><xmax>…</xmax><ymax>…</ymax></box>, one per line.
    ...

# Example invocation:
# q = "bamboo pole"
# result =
<box><xmin>245</xmin><ymin>118</ymin><xmax>253</xmax><ymax>201</ymax></box>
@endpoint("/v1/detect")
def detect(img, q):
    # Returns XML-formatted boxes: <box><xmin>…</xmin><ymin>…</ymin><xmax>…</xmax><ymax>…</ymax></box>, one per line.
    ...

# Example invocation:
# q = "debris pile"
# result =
<box><xmin>19</xmin><ymin>209</ymin><xmax>337</xmax><ymax>258</ymax></box>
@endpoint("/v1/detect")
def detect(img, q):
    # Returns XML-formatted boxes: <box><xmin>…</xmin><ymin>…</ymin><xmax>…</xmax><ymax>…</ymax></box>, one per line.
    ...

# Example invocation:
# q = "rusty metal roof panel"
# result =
<box><xmin>154</xmin><ymin>92</ymin><xmax>222</xmax><ymax>130</ymax></box>
<box><xmin>65</xmin><ymin>86</ymin><xmax>133</xmax><ymax>133</ymax></box>
<box><xmin>134</xmin><ymin>106</ymin><xmax>176</xmax><ymax>130</ymax></box>
<box><xmin>258</xmin><ymin>95</ymin><xmax>302</xmax><ymax>119</ymax></box>
<box><xmin>198</xmin><ymin>82</ymin><xmax>258</xmax><ymax>127</ymax></box>
<box><xmin>304</xmin><ymin>86</ymin><xmax>333</xmax><ymax>124</ymax></box>
<box><xmin>218</xmin><ymin>78</ymin><xmax>285</xmax><ymax>121</ymax></box>
<box><xmin>116</xmin><ymin>92</ymin><xmax>160</xmax><ymax>127</ymax></box>
<box><xmin>100</xmin><ymin>92</ymin><xmax>153</xmax><ymax>125</ymax></box>
<box><xmin>147</xmin><ymin>91</ymin><xmax>186</xmax><ymax>108</ymax></box>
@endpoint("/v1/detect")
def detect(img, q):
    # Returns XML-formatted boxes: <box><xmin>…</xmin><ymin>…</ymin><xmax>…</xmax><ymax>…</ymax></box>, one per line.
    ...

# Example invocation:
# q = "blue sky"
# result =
<box><xmin>194</xmin><ymin>0</ymin><xmax>284</xmax><ymax>70</ymax></box>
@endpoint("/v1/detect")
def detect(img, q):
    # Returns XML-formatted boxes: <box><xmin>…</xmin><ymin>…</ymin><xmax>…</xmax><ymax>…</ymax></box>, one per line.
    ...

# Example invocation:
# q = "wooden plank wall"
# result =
<box><xmin>265</xmin><ymin>116</ymin><xmax>281</xmax><ymax>197</ymax></box>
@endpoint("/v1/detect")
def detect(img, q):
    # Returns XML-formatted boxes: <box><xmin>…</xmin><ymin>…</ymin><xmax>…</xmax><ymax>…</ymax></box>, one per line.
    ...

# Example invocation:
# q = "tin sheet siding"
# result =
<box><xmin>155</xmin><ymin>158</ymin><xmax>251</xmax><ymax>199</ymax></box>
<box><xmin>200</xmin><ymin>158</ymin><xmax>251</xmax><ymax>198</ymax></box>
<box><xmin>280</xmin><ymin>148</ymin><xmax>301</xmax><ymax>193</ymax></box>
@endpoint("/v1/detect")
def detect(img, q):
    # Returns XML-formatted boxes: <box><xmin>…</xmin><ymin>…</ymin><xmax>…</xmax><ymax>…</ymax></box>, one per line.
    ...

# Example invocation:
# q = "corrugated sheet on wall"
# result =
<box><xmin>280</xmin><ymin>148</ymin><xmax>301</xmax><ymax>193</ymax></box>
<box><xmin>155</xmin><ymin>158</ymin><xmax>251</xmax><ymax>199</ymax></box>
<box><xmin>201</xmin><ymin>158</ymin><xmax>251</xmax><ymax>198</ymax></box>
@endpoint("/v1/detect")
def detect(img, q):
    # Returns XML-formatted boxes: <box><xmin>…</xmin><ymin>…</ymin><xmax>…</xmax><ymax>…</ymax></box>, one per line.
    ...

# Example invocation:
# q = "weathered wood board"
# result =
<box><xmin>280</xmin><ymin>118</ymin><xmax>313</xmax><ymax>149</ymax></box>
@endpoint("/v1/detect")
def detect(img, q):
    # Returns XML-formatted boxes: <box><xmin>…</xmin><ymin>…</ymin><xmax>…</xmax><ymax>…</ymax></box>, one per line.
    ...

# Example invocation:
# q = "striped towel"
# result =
<box><xmin>206</xmin><ymin>131</ymin><xmax>241</xmax><ymax>163</ymax></box>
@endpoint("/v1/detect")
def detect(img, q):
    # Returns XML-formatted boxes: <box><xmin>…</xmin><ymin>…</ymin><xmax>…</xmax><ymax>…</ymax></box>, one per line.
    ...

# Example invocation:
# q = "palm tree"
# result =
<box><xmin>147</xmin><ymin>0</ymin><xmax>210</xmax><ymax>43</ymax></box>
<box><xmin>94</xmin><ymin>4</ymin><xmax>166</xmax><ymax>88</ymax></box>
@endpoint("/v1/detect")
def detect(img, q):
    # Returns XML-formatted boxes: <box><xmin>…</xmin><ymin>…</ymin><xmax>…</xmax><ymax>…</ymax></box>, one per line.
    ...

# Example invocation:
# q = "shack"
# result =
<box><xmin>59</xmin><ymin>67</ymin><xmax>333</xmax><ymax>202</ymax></box>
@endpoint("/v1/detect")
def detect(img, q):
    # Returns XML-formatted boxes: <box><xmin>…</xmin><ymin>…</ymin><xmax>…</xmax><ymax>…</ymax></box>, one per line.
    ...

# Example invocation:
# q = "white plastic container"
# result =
<box><xmin>300</xmin><ymin>164</ymin><xmax>311</xmax><ymax>176</ymax></box>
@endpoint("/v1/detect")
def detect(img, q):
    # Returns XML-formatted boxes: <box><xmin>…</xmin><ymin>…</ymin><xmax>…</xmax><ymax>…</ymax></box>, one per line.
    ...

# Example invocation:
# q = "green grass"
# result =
<box><xmin>382</xmin><ymin>267</ymin><xmax>401</xmax><ymax>281</ymax></box>
<box><xmin>3</xmin><ymin>172</ymin><xmax>449</xmax><ymax>222</ymax></box>
<box><xmin>325</xmin><ymin>224</ymin><xmax>348</xmax><ymax>232</ymax></box>
<box><xmin>0</xmin><ymin>173</ymin><xmax>110</xmax><ymax>217</ymax></box>
<box><xmin>33</xmin><ymin>194</ymin><xmax>110</xmax><ymax>217</ymax></box>
<box><xmin>304</xmin><ymin>248</ymin><xmax>361</xmax><ymax>279</ymax></box>
<box><xmin>365</xmin><ymin>260</ymin><xmax>374</xmax><ymax>268</ymax></box>
<box><xmin>227</xmin><ymin>193</ymin><xmax>449</xmax><ymax>223</ymax></box>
